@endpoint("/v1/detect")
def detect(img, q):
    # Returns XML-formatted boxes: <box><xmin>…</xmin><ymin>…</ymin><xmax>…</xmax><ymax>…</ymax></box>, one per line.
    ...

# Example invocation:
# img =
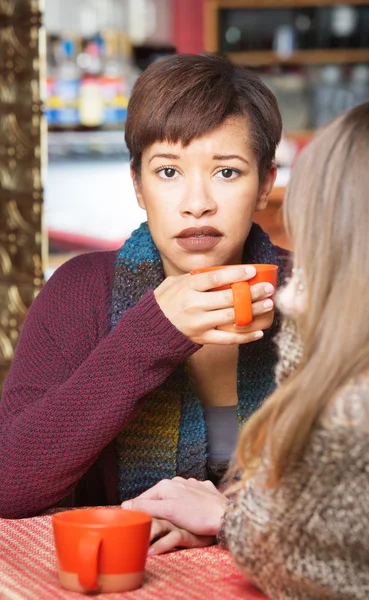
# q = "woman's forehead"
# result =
<box><xmin>144</xmin><ymin>117</ymin><xmax>254</xmax><ymax>161</ymax></box>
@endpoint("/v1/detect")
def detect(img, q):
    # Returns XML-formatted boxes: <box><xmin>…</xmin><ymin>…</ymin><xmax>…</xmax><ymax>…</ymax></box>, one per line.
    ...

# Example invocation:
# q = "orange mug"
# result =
<box><xmin>191</xmin><ymin>264</ymin><xmax>278</xmax><ymax>328</ymax></box>
<box><xmin>52</xmin><ymin>508</ymin><xmax>152</xmax><ymax>594</ymax></box>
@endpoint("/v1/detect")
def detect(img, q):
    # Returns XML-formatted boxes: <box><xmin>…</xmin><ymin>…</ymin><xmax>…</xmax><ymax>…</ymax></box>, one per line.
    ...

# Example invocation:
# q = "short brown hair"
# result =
<box><xmin>125</xmin><ymin>53</ymin><xmax>282</xmax><ymax>181</ymax></box>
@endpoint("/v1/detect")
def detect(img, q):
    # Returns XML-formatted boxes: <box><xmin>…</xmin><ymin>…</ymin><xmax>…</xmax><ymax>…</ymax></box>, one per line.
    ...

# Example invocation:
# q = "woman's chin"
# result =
<box><xmin>160</xmin><ymin>247</ymin><xmax>242</xmax><ymax>277</ymax></box>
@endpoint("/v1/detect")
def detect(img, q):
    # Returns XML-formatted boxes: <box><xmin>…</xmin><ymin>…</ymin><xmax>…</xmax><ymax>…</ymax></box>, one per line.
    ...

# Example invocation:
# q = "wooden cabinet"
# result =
<box><xmin>205</xmin><ymin>0</ymin><xmax>369</xmax><ymax>59</ymax></box>
<box><xmin>204</xmin><ymin>0</ymin><xmax>369</xmax><ymax>249</ymax></box>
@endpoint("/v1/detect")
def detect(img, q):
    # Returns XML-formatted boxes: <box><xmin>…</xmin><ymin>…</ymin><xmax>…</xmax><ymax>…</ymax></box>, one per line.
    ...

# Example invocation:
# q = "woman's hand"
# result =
<box><xmin>154</xmin><ymin>265</ymin><xmax>275</xmax><ymax>345</ymax></box>
<box><xmin>121</xmin><ymin>477</ymin><xmax>228</xmax><ymax>536</ymax></box>
<box><xmin>148</xmin><ymin>518</ymin><xmax>215</xmax><ymax>556</ymax></box>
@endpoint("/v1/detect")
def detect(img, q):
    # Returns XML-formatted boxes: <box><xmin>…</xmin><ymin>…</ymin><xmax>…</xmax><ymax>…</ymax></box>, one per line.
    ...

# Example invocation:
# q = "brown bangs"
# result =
<box><xmin>125</xmin><ymin>53</ymin><xmax>282</xmax><ymax>180</ymax></box>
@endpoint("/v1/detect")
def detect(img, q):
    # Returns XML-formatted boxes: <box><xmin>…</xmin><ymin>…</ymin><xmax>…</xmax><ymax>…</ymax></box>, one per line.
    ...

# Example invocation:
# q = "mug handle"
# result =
<box><xmin>231</xmin><ymin>282</ymin><xmax>252</xmax><ymax>326</ymax></box>
<box><xmin>77</xmin><ymin>531</ymin><xmax>102</xmax><ymax>591</ymax></box>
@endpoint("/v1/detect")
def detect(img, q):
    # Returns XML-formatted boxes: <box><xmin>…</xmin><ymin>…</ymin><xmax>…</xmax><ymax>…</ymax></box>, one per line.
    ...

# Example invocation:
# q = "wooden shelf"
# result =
<box><xmin>204</xmin><ymin>0</ymin><xmax>369</xmax><ymax>53</ymax></box>
<box><xmin>227</xmin><ymin>49</ymin><xmax>369</xmax><ymax>66</ymax></box>
<box><xmin>206</xmin><ymin>0</ymin><xmax>369</xmax><ymax>8</ymax></box>
<box><xmin>285</xmin><ymin>129</ymin><xmax>314</xmax><ymax>139</ymax></box>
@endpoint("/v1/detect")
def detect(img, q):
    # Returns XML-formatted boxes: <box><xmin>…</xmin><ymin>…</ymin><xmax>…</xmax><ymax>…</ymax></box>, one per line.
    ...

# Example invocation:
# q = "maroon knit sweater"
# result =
<box><xmin>0</xmin><ymin>251</ymin><xmax>199</xmax><ymax>519</ymax></box>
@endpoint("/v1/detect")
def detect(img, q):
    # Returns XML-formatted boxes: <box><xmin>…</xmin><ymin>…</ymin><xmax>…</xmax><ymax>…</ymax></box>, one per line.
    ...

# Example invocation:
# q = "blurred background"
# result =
<box><xmin>44</xmin><ymin>0</ymin><xmax>177</xmax><ymax>276</ymax></box>
<box><xmin>43</xmin><ymin>0</ymin><xmax>369</xmax><ymax>276</ymax></box>
<box><xmin>1</xmin><ymin>0</ymin><xmax>369</xmax><ymax>389</ymax></box>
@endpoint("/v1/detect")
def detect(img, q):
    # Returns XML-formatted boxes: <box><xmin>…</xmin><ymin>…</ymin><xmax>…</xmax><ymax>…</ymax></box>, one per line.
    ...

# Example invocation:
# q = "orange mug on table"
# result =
<box><xmin>191</xmin><ymin>264</ymin><xmax>278</xmax><ymax>331</ymax></box>
<box><xmin>52</xmin><ymin>508</ymin><xmax>152</xmax><ymax>594</ymax></box>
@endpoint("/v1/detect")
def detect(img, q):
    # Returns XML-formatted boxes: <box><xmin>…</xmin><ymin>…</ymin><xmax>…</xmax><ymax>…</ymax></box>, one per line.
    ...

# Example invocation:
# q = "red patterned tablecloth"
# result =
<box><xmin>0</xmin><ymin>515</ymin><xmax>268</xmax><ymax>600</ymax></box>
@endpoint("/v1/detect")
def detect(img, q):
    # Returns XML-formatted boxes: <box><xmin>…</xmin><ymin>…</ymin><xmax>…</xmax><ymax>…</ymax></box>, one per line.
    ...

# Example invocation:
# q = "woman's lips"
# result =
<box><xmin>175</xmin><ymin>227</ymin><xmax>222</xmax><ymax>251</ymax></box>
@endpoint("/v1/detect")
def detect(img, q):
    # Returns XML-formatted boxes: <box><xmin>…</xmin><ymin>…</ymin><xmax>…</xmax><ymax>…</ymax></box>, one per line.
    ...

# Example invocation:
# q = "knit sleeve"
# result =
<box><xmin>0</xmin><ymin>253</ymin><xmax>199</xmax><ymax>519</ymax></box>
<box><xmin>221</xmin><ymin>380</ymin><xmax>369</xmax><ymax>600</ymax></box>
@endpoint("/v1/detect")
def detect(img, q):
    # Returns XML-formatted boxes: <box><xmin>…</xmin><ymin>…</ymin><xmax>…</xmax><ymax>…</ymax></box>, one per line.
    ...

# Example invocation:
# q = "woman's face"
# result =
<box><xmin>132</xmin><ymin>116</ymin><xmax>276</xmax><ymax>276</ymax></box>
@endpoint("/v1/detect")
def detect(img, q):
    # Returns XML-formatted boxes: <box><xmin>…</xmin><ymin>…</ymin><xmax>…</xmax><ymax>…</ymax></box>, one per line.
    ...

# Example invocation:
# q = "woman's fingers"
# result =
<box><xmin>199</xmin><ymin>328</ymin><xmax>264</xmax><ymax>346</ymax></box>
<box><xmin>189</xmin><ymin>283</ymin><xmax>275</xmax><ymax>314</ymax></box>
<box><xmin>122</xmin><ymin>477</ymin><xmax>227</xmax><ymax>536</ymax></box>
<box><xmin>193</xmin><ymin>302</ymin><xmax>273</xmax><ymax>332</ymax></box>
<box><xmin>189</xmin><ymin>265</ymin><xmax>256</xmax><ymax>293</ymax></box>
<box><xmin>124</xmin><ymin>497</ymin><xmax>176</xmax><ymax>522</ymax></box>
<box><xmin>150</xmin><ymin>518</ymin><xmax>172</xmax><ymax>542</ymax></box>
<box><xmin>154</xmin><ymin>268</ymin><xmax>275</xmax><ymax>346</ymax></box>
<box><xmin>189</xmin><ymin>268</ymin><xmax>275</xmax><ymax>303</ymax></box>
<box><xmin>198</xmin><ymin>289</ymin><xmax>274</xmax><ymax>312</ymax></box>
<box><xmin>250</xmin><ymin>298</ymin><xmax>274</xmax><ymax>317</ymax></box>
<box><xmin>199</xmin><ymin>480</ymin><xmax>218</xmax><ymax>490</ymax></box>
<box><xmin>250</xmin><ymin>282</ymin><xmax>275</xmax><ymax>302</ymax></box>
<box><xmin>148</xmin><ymin>521</ymin><xmax>216</xmax><ymax>556</ymax></box>
<box><xmin>149</xmin><ymin>528</ymin><xmax>183</xmax><ymax>555</ymax></box>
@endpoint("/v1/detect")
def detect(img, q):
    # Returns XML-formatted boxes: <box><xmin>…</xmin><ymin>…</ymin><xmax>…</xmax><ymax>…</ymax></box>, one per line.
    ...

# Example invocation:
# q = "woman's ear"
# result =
<box><xmin>130</xmin><ymin>163</ymin><xmax>146</xmax><ymax>209</ymax></box>
<box><xmin>255</xmin><ymin>163</ymin><xmax>277</xmax><ymax>212</ymax></box>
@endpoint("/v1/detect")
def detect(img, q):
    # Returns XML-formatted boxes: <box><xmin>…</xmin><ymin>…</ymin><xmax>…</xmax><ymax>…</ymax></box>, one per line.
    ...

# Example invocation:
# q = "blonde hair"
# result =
<box><xmin>236</xmin><ymin>102</ymin><xmax>369</xmax><ymax>486</ymax></box>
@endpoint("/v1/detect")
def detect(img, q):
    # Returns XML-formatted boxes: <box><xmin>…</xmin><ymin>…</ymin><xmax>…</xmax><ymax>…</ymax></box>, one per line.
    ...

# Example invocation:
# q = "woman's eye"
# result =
<box><xmin>215</xmin><ymin>169</ymin><xmax>239</xmax><ymax>180</ymax></box>
<box><xmin>158</xmin><ymin>167</ymin><xmax>178</xmax><ymax>179</ymax></box>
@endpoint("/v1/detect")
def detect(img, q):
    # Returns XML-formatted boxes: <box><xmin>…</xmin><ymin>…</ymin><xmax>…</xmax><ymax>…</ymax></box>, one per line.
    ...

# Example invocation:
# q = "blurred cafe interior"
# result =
<box><xmin>1</xmin><ymin>0</ymin><xmax>369</xmax><ymax>390</ymax></box>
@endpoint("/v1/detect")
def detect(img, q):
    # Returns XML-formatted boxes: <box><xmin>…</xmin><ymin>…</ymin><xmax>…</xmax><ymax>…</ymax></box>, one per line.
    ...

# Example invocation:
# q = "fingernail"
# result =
<box><xmin>245</xmin><ymin>266</ymin><xmax>256</xmax><ymax>278</ymax></box>
<box><xmin>264</xmin><ymin>284</ymin><xmax>274</xmax><ymax>295</ymax></box>
<box><xmin>263</xmin><ymin>299</ymin><xmax>273</xmax><ymax>309</ymax></box>
<box><xmin>122</xmin><ymin>500</ymin><xmax>132</xmax><ymax>509</ymax></box>
<box><xmin>254</xmin><ymin>330</ymin><xmax>264</xmax><ymax>340</ymax></box>
<box><xmin>148</xmin><ymin>546</ymin><xmax>156</xmax><ymax>556</ymax></box>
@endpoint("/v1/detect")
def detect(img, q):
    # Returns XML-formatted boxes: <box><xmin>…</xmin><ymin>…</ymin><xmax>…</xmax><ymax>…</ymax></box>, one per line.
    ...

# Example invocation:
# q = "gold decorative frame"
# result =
<box><xmin>0</xmin><ymin>0</ymin><xmax>46</xmax><ymax>395</ymax></box>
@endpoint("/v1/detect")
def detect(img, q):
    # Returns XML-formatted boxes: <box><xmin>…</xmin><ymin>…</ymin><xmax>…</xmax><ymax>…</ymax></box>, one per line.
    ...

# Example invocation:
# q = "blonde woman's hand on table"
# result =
<box><xmin>122</xmin><ymin>477</ymin><xmax>228</xmax><ymax>537</ymax></box>
<box><xmin>148</xmin><ymin>518</ymin><xmax>215</xmax><ymax>556</ymax></box>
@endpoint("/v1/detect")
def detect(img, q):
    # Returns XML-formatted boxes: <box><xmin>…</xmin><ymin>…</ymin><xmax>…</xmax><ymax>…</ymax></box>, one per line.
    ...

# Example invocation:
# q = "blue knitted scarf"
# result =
<box><xmin>110</xmin><ymin>222</ymin><xmax>286</xmax><ymax>502</ymax></box>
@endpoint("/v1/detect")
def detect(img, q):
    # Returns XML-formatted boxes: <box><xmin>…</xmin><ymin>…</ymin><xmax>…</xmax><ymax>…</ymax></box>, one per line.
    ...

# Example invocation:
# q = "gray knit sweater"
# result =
<box><xmin>222</xmin><ymin>375</ymin><xmax>369</xmax><ymax>600</ymax></box>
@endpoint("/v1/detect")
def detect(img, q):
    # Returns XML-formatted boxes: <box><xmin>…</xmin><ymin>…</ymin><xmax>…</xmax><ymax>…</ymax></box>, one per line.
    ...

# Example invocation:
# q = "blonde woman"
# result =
<box><xmin>124</xmin><ymin>102</ymin><xmax>369</xmax><ymax>600</ymax></box>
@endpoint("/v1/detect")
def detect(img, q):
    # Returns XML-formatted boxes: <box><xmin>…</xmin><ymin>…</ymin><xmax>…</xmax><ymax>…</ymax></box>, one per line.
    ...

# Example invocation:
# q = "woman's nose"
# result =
<box><xmin>179</xmin><ymin>178</ymin><xmax>217</xmax><ymax>218</ymax></box>
<box><xmin>277</xmin><ymin>275</ymin><xmax>307</xmax><ymax>316</ymax></box>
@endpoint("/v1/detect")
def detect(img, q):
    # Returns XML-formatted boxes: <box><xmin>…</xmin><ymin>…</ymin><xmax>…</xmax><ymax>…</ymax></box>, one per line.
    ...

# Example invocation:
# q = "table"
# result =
<box><xmin>0</xmin><ymin>516</ymin><xmax>267</xmax><ymax>600</ymax></box>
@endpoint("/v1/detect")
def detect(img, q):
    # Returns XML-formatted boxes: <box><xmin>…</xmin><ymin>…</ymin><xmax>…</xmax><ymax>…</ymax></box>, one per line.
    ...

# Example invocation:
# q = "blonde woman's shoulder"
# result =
<box><xmin>320</xmin><ymin>372</ymin><xmax>369</xmax><ymax>433</ymax></box>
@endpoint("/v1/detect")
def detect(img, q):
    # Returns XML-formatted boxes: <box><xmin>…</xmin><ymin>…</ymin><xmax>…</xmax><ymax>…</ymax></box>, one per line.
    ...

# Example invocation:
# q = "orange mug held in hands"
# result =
<box><xmin>52</xmin><ymin>508</ymin><xmax>152</xmax><ymax>594</ymax></box>
<box><xmin>191</xmin><ymin>264</ymin><xmax>278</xmax><ymax>328</ymax></box>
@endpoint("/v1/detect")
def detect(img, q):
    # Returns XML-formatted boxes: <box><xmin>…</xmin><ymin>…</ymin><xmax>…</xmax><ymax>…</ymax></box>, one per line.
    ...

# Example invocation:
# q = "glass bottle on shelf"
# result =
<box><xmin>262</xmin><ymin>67</ymin><xmax>310</xmax><ymax>132</ymax></box>
<box><xmin>106</xmin><ymin>32</ymin><xmax>140</xmax><ymax>125</ymax></box>
<box><xmin>349</xmin><ymin>64</ymin><xmax>369</xmax><ymax>106</ymax></box>
<box><xmin>329</xmin><ymin>5</ymin><xmax>359</xmax><ymax>49</ymax></box>
<box><xmin>313</xmin><ymin>65</ymin><xmax>354</xmax><ymax>128</ymax></box>
<box><xmin>51</xmin><ymin>38</ymin><xmax>80</xmax><ymax>127</ymax></box>
<box><xmin>79</xmin><ymin>37</ymin><xmax>105</xmax><ymax>128</ymax></box>
<box><xmin>100</xmin><ymin>31</ymin><xmax>131</xmax><ymax>126</ymax></box>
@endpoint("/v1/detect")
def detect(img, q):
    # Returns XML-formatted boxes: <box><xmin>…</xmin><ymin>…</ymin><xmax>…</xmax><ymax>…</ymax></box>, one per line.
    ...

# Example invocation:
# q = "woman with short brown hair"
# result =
<box><xmin>0</xmin><ymin>53</ymin><xmax>288</xmax><ymax>520</ymax></box>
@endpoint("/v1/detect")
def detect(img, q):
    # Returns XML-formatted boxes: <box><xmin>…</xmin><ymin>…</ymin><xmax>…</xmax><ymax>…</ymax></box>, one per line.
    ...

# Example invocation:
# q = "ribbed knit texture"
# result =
<box><xmin>222</xmin><ymin>376</ymin><xmax>369</xmax><ymax>600</ymax></box>
<box><xmin>274</xmin><ymin>316</ymin><xmax>304</xmax><ymax>386</ymax></box>
<box><xmin>0</xmin><ymin>223</ymin><xmax>289</xmax><ymax>518</ymax></box>
<box><xmin>0</xmin><ymin>251</ymin><xmax>199</xmax><ymax>518</ymax></box>
<box><xmin>111</xmin><ymin>222</ymin><xmax>287</xmax><ymax>501</ymax></box>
